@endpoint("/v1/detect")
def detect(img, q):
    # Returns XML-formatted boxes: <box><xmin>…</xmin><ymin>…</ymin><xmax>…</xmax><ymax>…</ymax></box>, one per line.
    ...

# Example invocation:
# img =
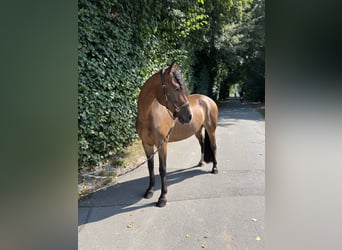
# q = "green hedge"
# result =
<box><xmin>78</xmin><ymin>0</ymin><xmax>264</xmax><ymax>170</ymax></box>
<box><xmin>79</xmin><ymin>0</ymin><xmax>143</xmax><ymax>169</ymax></box>
<box><xmin>78</xmin><ymin>0</ymin><xmax>194</xmax><ymax>169</ymax></box>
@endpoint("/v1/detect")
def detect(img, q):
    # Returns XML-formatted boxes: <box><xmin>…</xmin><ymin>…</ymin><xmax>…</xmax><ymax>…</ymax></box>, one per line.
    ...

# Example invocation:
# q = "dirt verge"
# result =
<box><xmin>78</xmin><ymin>139</ymin><xmax>146</xmax><ymax>199</ymax></box>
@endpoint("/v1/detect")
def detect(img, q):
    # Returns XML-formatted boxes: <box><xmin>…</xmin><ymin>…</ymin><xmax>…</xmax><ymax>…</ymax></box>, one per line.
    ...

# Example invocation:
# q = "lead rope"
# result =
<box><xmin>134</xmin><ymin>119</ymin><xmax>175</xmax><ymax>168</ymax></box>
<box><xmin>130</xmin><ymin>69</ymin><xmax>177</xmax><ymax>170</ymax></box>
<box><xmin>81</xmin><ymin>69</ymin><xmax>176</xmax><ymax>180</ymax></box>
<box><xmin>80</xmin><ymin>120</ymin><xmax>176</xmax><ymax>180</ymax></box>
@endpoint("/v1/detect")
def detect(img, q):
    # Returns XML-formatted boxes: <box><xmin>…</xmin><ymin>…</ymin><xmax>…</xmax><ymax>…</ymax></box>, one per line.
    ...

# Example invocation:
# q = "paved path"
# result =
<box><xmin>79</xmin><ymin>99</ymin><xmax>265</xmax><ymax>250</ymax></box>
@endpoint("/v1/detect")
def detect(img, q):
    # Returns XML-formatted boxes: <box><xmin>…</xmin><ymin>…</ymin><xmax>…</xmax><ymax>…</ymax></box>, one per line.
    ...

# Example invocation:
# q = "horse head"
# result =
<box><xmin>161</xmin><ymin>61</ymin><xmax>192</xmax><ymax>124</ymax></box>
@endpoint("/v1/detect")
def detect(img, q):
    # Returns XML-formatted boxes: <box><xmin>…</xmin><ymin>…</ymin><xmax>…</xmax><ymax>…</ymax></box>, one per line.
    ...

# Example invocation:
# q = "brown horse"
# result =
<box><xmin>136</xmin><ymin>61</ymin><xmax>218</xmax><ymax>207</ymax></box>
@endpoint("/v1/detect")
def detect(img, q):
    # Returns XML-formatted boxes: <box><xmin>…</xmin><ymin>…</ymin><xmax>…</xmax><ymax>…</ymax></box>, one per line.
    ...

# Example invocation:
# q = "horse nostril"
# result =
<box><xmin>189</xmin><ymin>114</ymin><xmax>192</xmax><ymax>121</ymax></box>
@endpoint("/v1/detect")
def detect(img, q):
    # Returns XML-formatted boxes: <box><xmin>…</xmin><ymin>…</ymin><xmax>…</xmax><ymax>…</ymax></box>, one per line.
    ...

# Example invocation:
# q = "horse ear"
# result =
<box><xmin>169</xmin><ymin>61</ymin><xmax>179</xmax><ymax>72</ymax></box>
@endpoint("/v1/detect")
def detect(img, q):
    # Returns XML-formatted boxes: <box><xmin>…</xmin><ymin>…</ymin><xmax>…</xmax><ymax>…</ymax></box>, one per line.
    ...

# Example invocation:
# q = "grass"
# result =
<box><xmin>102</xmin><ymin>177</ymin><xmax>113</xmax><ymax>185</ymax></box>
<box><xmin>111</xmin><ymin>139</ymin><xmax>146</xmax><ymax>169</ymax></box>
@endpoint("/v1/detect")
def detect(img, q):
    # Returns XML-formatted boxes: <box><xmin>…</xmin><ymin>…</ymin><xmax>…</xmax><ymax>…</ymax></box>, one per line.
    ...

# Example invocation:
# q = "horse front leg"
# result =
<box><xmin>144</xmin><ymin>156</ymin><xmax>155</xmax><ymax>198</ymax></box>
<box><xmin>157</xmin><ymin>143</ymin><xmax>168</xmax><ymax>207</ymax></box>
<box><xmin>143</xmin><ymin>144</ymin><xmax>155</xmax><ymax>199</ymax></box>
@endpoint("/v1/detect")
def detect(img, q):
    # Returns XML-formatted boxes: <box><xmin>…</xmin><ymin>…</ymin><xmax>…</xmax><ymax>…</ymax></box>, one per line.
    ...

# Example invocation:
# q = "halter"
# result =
<box><xmin>160</xmin><ymin>68</ymin><xmax>190</xmax><ymax>118</ymax></box>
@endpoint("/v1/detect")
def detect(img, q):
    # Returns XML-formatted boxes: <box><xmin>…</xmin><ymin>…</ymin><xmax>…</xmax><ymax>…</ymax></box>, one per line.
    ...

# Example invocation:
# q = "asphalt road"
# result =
<box><xmin>78</xmin><ymin>98</ymin><xmax>265</xmax><ymax>250</ymax></box>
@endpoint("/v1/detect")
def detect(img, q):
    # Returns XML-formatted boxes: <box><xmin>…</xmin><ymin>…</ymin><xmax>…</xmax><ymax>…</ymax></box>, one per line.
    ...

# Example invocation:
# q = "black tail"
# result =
<box><xmin>204</xmin><ymin>130</ymin><xmax>214</xmax><ymax>163</ymax></box>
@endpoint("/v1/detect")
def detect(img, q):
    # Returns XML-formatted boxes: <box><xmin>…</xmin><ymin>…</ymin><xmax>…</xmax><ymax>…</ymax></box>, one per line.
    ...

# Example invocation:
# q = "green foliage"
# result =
<box><xmin>78</xmin><ymin>0</ymin><xmax>147</xmax><ymax>169</ymax></box>
<box><xmin>191</xmin><ymin>0</ymin><xmax>265</xmax><ymax>101</ymax></box>
<box><xmin>78</xmin><ymin>0</ymin><xmax>209</xmax><ymax>170</ymax></box>
<box><xmin>78</xmin><ymin>0</ymin><xmax>265</xmax><ymax>170</ymax></box>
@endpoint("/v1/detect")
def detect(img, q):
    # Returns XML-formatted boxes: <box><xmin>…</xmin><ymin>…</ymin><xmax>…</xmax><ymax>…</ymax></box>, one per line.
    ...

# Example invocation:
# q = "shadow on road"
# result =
<box><xmin>79</xmin><ymin>98</ymin><xmax>264</xmax><ymax>227</ymax></box>
<box><xmin>79</xmin><ymin>165</ymin><xmax>209</xmax><ymax>226</ymax></box>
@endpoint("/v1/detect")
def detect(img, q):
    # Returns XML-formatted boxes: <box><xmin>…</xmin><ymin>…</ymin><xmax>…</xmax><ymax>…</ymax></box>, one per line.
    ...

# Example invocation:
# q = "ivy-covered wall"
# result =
<box><xmin>78</xmin><ymin>0</ymin><xmax>265</xmax><ymax>170</ymax></box>
<box><xmin>78</xmin><ymin>0</ymin><xmax>195</xmax><ymax>169</ymax></box>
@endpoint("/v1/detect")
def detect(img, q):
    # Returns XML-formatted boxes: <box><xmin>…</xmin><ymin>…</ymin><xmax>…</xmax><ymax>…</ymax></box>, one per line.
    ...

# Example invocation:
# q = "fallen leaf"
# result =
<box><xmin>185</xmin><ymin>234</ymin><xmax>190</xmax><ymax>239</ymax></box>
<box><xmin>127</xmin><ymin>223</ymin><xmax>133</xmax><ymax>228</ymax></box>
<box><xmin>201</xmin><ymin>244</ymin><xmax>206</xmax><ymax>248</ymax></box>
<box><xmin>256</xmin><ymin>236</ymin><xmax>261</xmax><ymax>241</ymax></box>
<box><xmin>251</xmin><ymin>218</ymin><xmax>258</xmax><ymax>222</ymax></box>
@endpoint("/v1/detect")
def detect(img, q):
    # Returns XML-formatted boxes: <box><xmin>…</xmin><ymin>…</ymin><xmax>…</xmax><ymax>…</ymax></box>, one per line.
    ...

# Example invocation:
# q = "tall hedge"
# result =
<box><xmin>78</xmin><ymin>0</ymin><xmax>264</xmax><ymax>170</ymax></box>
<box><xmin>79</xmin><ymin>0</ymin><xmax>142</xmax><ymax>169</ymax></box>
<box><xmin>78</xmin><ymin>0</ymin><xmax>196</xmax><ymax>169</ymax></box>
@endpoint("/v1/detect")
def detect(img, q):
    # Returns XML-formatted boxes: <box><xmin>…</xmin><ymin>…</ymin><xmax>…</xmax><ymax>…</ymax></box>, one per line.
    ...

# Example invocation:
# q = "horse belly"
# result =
<box><xmin>168</xmin><ymin>122</ymin><xmax>199</xmax><ymax>142</ymax></box>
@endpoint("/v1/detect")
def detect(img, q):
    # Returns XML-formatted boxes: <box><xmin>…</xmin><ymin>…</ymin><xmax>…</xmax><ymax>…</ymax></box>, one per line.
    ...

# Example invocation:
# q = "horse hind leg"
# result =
<box><xmin>204</xmin><ymin>129</ymin><xmax>218</xmax><ymax>174</ymax></box>
<box><xmin>195</xmin><ymin>128</ymin><xmax>204</xmax><ymax>166</ymax></box>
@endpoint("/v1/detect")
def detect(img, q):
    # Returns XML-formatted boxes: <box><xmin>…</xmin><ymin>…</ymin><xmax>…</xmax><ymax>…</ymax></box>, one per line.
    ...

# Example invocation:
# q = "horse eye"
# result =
<box><xmin>175</xmin><ymin>87</ymin><xmax>180</xmax><ymax>91</ymax></box>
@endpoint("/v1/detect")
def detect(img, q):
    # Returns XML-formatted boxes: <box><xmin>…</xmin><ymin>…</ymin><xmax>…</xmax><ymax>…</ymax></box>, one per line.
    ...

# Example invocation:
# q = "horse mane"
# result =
<box><xmin>173</xmin><ymin>71</ymin><xmax>184</xmax><ymax>89</ymax></box>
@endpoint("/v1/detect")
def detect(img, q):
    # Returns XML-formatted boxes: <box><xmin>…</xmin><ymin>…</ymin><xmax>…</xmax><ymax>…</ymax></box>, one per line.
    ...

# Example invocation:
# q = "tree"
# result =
<box><xmin>191</xmin><ymin>0</ymin><xmax>265</xmax><ymax>101</ymax></box>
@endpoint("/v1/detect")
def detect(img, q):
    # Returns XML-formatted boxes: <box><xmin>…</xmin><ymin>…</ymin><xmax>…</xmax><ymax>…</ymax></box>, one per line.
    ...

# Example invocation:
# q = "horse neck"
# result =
<box><xmin>137</xmin><ymin>72</ymin><xmax>164</xmax><ymax>118</ymax></box>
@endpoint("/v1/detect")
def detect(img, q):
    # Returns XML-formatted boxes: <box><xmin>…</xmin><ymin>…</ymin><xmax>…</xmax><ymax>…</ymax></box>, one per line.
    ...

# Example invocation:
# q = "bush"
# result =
<box><xmin>78</xmin><ymin>0</ymin><xmax>194</xmax><ymax>170</ymax></box>
<box><xmin>78</xmin><ymin>0</ymin><xmax>146</xmax><ymax>169</ymax></box>
<box><xmin>78</xmin><ymin>0</ymin><xmax>264</xmax><ymax>170</ymax></box>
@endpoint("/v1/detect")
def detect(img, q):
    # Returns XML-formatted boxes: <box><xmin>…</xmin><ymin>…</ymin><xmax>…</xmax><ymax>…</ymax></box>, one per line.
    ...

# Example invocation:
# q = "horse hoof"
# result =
<box><xmin>197</xmin><ymin>162</ymin><xmax>204</xmax><ymax>167</ymax></box>
<box><xmin>211</xmin><ymin>168</ymin><xmax>218</xmax><ymax>174</ymax></box>
<box><xmin>144</xmin><ymin>190</ymin><xmax>154</xmax><ymax>199</ymax></box>
<box><xmin>156</xmin><ymin>199</ymin><xmax>167</xmax><ymax>207</ymax></box>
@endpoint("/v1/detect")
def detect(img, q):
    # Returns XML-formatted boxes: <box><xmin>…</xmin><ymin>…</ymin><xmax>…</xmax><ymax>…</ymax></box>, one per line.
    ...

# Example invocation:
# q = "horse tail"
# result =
<box><xmin>204</xmin><ymin>129</ymin><xmax>214</xmax><ymax>163</ymax></box>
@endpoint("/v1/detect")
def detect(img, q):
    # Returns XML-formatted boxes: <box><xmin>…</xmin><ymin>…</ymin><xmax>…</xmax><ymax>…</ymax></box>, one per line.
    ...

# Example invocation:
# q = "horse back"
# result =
<box><xmin>189</xmin><ymin>94</ymin><xmax>218</xmax><ymax>126</ymax></box>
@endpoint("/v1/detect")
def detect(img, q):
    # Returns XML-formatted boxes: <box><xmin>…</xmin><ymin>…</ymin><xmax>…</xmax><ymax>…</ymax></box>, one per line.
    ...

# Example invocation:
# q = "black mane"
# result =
<box><xmin>173</xmin><ymin>71</ymin><xmax>184</xmax><ymax>88</ymax></box>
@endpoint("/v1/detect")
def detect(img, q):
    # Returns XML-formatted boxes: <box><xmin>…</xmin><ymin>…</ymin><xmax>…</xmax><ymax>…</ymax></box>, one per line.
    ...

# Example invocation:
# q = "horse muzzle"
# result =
<box><xmin>175</xmin><ymin>106</ymin><xmax>192</xmax><ymax>124</ymax></box>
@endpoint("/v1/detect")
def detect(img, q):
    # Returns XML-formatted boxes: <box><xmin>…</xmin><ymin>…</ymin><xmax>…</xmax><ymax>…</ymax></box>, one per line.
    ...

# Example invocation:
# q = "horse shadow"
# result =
<box><xmin>78</xmin><ymin>165</ymin><xmax>208</xmax><ymax>226</ymax></box>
